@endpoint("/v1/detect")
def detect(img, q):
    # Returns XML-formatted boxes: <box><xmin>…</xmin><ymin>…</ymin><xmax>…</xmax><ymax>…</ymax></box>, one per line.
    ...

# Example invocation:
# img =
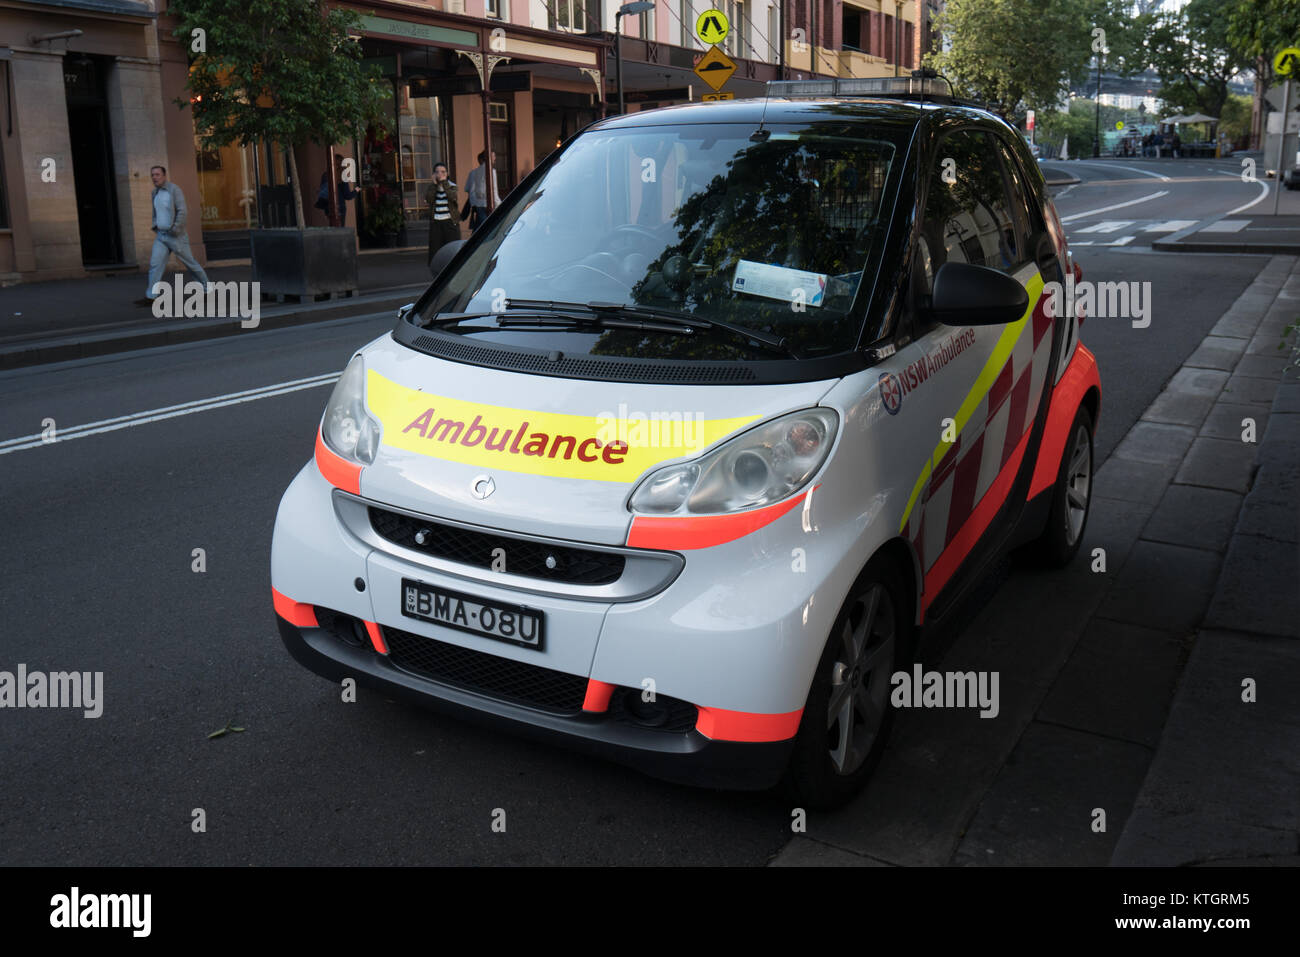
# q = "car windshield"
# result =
<box><xmin>419</xmin><ymin>120</ymin><xmax>906</xmax><ymax>361</ymax></box>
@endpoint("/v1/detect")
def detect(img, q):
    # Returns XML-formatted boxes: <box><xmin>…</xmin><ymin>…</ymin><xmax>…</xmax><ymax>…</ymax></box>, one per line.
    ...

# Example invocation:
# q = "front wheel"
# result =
<box><xmin>781</xmin><ymin>556</ymin><xmax>911</xmax><ymax>810</ymax></box>
<box><xmin>1027</xmin><ymin>405</ymin><xmax>1093</xmax><ymax>567</ymax></box>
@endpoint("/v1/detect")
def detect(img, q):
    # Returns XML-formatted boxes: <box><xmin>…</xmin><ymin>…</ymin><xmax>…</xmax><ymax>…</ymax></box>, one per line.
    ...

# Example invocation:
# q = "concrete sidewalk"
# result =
<box><xmin>773</xmin><ymin>257</ymin><xmax>1299</xmax><ymax>867</ymax></box>
<box><xmin>0</xmin><ymin>246</ymin><xmax>432</xmax><ymax>370</ymax></box>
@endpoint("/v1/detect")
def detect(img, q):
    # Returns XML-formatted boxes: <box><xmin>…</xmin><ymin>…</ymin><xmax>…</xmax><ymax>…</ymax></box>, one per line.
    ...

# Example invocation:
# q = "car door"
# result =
<box><xmin>902</xmin><ymin>127</ymin><xmax>1049</xmax><ymax>603</ymax></box>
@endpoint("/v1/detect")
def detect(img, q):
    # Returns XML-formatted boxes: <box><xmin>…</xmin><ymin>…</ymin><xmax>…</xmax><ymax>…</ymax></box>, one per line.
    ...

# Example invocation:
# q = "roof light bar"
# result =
<box><xmin>766</xmin><ymin>75</ymin><xmax>953</xmax><ymax>100</ymax></box>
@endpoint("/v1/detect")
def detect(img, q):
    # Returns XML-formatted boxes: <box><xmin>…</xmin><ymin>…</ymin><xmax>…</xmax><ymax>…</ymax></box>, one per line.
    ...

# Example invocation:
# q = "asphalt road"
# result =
<box><xmin>0</xmin><ymin>163</ymin><xmax>1272</xmax><ymax>865</ymax></box>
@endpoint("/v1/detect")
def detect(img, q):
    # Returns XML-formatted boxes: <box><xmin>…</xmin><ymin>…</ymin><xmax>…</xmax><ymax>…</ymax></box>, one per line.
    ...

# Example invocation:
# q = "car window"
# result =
<box><xmin>993</xmin><ymin>135</ymin><xmax>1043</xmax><ymax>258</ymax></box>
<box><xmin>914</xmin><ymin>128</ymin><xmax>1022</xmax><ymax>300</ymax></box>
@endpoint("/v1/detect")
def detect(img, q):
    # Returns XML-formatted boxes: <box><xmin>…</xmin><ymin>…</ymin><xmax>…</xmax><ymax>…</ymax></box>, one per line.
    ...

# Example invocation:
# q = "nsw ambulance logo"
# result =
<box><xmin>879</xmin><ymin>372</ymin><xmax>903</xmax><ymax>415</ymax></box>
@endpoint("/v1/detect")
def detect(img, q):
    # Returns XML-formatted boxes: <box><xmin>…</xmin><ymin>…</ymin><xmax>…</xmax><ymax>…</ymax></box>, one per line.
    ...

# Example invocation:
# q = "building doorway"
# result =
<box><xmin>64</xmin><ymin>53</ymin><xmax>123</xmax><ymax>266</ymax></box>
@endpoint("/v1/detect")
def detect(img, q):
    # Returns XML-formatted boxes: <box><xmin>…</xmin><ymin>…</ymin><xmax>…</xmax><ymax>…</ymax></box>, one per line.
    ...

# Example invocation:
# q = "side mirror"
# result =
<box><xmin>928</xmin><ymin>261</ymin><xmax>1029</xmax><ymax>326</ymax></box>
<box><xmin>428</xmin><ymin>239</ymin><xmax>466</xmax><ymax>282</ymax></box>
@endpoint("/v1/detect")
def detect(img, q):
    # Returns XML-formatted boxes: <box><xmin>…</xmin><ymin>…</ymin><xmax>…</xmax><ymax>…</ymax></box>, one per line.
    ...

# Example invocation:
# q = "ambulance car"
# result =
<box><xmin>272</xmin><ymin>74</ymin><xmax>1100</xmax><ymax>808</ymax></box>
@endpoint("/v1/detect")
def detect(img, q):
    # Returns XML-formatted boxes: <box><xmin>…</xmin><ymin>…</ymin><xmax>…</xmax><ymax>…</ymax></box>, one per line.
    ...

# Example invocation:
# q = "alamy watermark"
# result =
<box><xmin>0</xmin><ymin>665</ymin><xmax>103</xmax><ymax>718</ymax></box>
<box><xmin>50</xmin><ymin>888</ymin><xmax>150</xmax><ymax>937</ymax></box>
<box><xmin>890</xmin><ymin>665</ymin><xmax>999</xmax><ymax>718</ymax></box>
<box><xmin>151</xmin><ymin>277</ymin><xmax>261</xmax><ymax>328</ymax></box>
<box><xmin>595</xmin><ymin>403</ymin><xmax>707</xmax><ymax>449</ymax></box>
<box><xmin>1044</xmin><ymin>275</ymin><xmax>1151</xmax><ymax>329</ymax></box>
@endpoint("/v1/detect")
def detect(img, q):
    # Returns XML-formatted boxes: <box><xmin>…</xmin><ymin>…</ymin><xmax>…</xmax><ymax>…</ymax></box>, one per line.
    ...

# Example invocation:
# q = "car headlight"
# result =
<box><xmin>321</xmin><ymin>355</ymin><xmax>382</xmax><ymax>465</ymax></box>
<box><xmin>629</xmin><ymin>408</ymin><xmax>837</xmax><ymax>514</ymax></box>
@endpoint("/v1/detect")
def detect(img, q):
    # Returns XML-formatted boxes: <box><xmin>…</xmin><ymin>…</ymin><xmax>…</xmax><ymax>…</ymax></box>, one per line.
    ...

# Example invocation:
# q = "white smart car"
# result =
<box><xmin>272</xmin><ymin>75</ymin><xmax>1100</xmax><ymax>808</ymax></box>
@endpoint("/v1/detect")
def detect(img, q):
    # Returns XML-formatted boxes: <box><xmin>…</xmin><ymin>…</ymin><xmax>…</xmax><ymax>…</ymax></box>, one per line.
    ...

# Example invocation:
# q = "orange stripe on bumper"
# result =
<box><xmin>1029</xmin><ymin>344</ymin><xmax>1101</xmax><ymax>500</ymax></box>
<box><xmin>272</xmin><ymin>588</ymin><xmax>318</xmax><ymax>628</ymax></box>
<box><xmin>696</xmin><ymin>705</ymin><xmax>803</xmax><ymax>742</ymax></box>
<box><xmin>363</xmin><ymin>620</ymin><xmax>389</xmax><ymax>654</ymax></box>
<box><xmin>626</xmin><ymin>487</ymin><xmax>816</xmax><ymax>550</ymax></box>
<box><xmin>315</xmin><ymin>427</ymin><xmax>362</xmax><ymax>495</ymax></box>
<box><xmin>582</xmin><ymin>679</ymin><xmax>618</xmax><ymax>713</ymax></box>
<box><xmin>922</xmin><ymin>429</ymin><xmax>1031</xmax><ymax>616</ymax></box>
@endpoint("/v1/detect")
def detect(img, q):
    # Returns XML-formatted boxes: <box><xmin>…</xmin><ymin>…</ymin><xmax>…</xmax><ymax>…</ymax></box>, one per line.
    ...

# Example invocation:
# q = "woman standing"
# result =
<box><xmin>425</xmin><ymin>162</ymin><xmax>461</xmax><ymax>269</ymax></box>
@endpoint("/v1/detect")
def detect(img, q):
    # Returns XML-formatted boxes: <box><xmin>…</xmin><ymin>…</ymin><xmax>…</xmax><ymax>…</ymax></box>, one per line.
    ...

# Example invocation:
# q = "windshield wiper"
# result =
<box><xmin>494</xmin><ymin>313</ymin><xmax>694</xmax><ymax>335</ymax></box>
<box><xmin>505</xmin><ymin>298</ymin><xmax>801</xmax><ymax>359</ymax></box>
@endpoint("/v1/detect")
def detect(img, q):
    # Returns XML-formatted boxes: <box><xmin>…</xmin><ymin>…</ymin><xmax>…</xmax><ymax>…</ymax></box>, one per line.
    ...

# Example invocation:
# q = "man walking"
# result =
<box><xmin>462</xmin><ymin>150</ymin><xmax>500</xmax><ymax>232</ymax></box>
<box><xmin>425</xmin><ymin>161</ymin><xmax>460</xmax><ymax>269</ymax></box>
<box><xmin>137</xmin><ymin>165</ymin><xmax>209</xmax><ymax>306</ymax></box>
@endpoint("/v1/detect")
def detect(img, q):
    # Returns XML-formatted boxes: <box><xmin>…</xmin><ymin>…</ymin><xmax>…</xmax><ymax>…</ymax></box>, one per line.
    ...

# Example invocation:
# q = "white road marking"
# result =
<box><xmin>1072</xmin><ymin>161</ymin><xmax>1171</xmax><ymax>182</ymax></box>
<box><xmin>1226</xmin><ymin>179</ymin><xmax>1272</xmax><ymax>216</ymax></box>
<box><xmin>1076</xmin><ymin>220</ymin><xmax>1135</xmax><ymax>234</ymax></box>
<box><xmin>0</xmin><ymin>373</ymin><xmax>339</xmax><ymax>456</ymax></box>
<box><xmin>1142</xmin><ymin>220</ymin><xmax>1197</xmax><ymax>232</ymax></box>
<box><xmin>1107</xmin><ymin>235</ymin><xmax>1136</xmax><ymax>246</ymax></box>
<box><xmin>1198</xmin><ymin>219</ymin><xmax>1249</xmax><ymax>233</ymax></box>
<box><xmin>1059</xmin><ymin>190</ymin><xmax>1170</xmax><ymax>223</ymax></box>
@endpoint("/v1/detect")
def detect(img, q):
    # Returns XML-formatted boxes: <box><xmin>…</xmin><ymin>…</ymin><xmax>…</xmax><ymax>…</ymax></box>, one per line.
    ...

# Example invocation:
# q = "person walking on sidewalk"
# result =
<box><xmin>462</xmin><ymin>150</ymin><xmax>500</xmax><ymax>233</ymax></box>
<box><xmin>137</xmin><ymin>165</ymin><xmax>209</xmax><ymax>306</ymax></box>
<box><xmin>425</xmin><ymin>161</ymin><xmax>460</xmax><ymax>269</ymax></box>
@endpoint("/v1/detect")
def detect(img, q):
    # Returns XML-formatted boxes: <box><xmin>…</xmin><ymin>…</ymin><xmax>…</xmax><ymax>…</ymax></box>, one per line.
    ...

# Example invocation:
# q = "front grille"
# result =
<box><xmin>384</xmin><ymin>626</ymin><xmax>588</xmax><ymax>715</ymax></box>
<box><xmin>369</xmin><ymin>506</ymin><xmax>625</xmax><ymax>586</ymax></box>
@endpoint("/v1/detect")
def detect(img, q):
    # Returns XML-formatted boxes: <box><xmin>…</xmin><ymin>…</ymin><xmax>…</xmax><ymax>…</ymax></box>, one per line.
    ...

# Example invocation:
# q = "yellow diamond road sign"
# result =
<box><xmin>694</xmin><ymin>45</ymin><xmax>736</xmax><ymax>92</ymax></box>
<box><xmin>696</xmin><ymin>9</ymin><xmax>729</xmax><ymax>45</ymax></box>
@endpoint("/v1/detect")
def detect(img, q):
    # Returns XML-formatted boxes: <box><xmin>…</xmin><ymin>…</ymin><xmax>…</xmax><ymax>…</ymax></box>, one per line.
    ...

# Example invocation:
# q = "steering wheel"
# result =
<box><xmin>606</xmin><ymin>224</ymin><xmax>663</xmax><ymax>247</ymax></box>
<box><xmin>552</xmin><ymin>262</ymin><xmax>634</xmax><ymax>294</ymax></box>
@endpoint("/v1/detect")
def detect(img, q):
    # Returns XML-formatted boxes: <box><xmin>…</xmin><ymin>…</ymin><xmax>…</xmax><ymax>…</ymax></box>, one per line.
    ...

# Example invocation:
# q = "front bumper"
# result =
<box><xmin>269</xmin><ymin>453</ymin><xmax>865</xmax><ymax>791</ymax></box>
<box><xmin>276</xmin><ymin>612</ymin><xmax>794</xmax><ymax>790</ymax></box>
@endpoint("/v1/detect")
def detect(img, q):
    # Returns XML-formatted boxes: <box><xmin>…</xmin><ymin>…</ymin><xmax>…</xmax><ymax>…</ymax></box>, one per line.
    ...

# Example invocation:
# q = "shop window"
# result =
<box><xmin>550</xmin><ymin>0</ymin><xmax>601</xmax><ymax>32</ymax></box>
<box><xmin>725</xmin><ymin>0</ymin><xmax>745</xmax><ymax>56</ymax></box>
<box><xmin>194</xmin><ymin>139</ymin><xmax>260</xmax><ymax>231</ymax></box>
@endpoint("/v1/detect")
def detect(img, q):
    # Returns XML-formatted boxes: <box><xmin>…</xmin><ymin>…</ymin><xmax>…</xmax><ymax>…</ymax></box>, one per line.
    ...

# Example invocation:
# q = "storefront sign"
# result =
<box><xmin>357</xmin><ymin>15</ymin><xmax>477</xmax><ymax>48</ymax></box>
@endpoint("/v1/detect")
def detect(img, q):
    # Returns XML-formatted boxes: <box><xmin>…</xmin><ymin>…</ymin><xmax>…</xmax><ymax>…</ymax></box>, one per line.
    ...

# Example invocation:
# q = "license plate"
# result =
<box><xmin>401</xmin><ymin>579</ymin><xmax>545</xmax><ymax>650</ymax></box>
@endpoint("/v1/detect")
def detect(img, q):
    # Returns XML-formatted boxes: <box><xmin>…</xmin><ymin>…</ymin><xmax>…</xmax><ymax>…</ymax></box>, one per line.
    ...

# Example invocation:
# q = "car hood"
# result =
<box><xmin>355</xmin><ymin>334</ymin><xmax>840</xmax><ymax>546</ymax></box>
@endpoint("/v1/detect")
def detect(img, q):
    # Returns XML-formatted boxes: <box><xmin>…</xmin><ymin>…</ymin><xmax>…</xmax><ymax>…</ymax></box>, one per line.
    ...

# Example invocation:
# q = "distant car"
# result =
<box><xmin>1023</xmin><ymin>134</ymin><xmax>1041</xmax><ymax>159</ymax></box>
<box><xmin>272</xmin><ymin>75</ymin><xmax>1101</xmax><ymax>809</ymax></box>
<box><xmin>1284</xmin><ymin>164</ymin><xmax>1300</xmax><ymax>190</ymax></box>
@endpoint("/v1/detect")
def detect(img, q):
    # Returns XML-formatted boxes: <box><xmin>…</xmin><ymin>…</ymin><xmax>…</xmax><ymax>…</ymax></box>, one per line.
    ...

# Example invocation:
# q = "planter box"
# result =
<box><xmin>250</xmin><ymin>227</ymin><xmax>358</xmax><ymax>299</ymax></box>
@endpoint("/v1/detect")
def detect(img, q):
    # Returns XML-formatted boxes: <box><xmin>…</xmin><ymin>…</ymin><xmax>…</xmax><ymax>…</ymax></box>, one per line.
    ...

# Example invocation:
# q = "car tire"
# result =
<box><xmin>780</xmin><ymin>555</ymin><xmax>912</xmax><ymax>811</ymax></box>
<box><xmin>1027</xmin><ymin>405</ymin><xmax>1093</xmax><ymax>568</ymax></box>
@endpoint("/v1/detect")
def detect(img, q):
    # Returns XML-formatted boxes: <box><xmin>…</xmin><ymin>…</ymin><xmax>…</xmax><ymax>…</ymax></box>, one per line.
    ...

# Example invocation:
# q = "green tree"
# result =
<box><xmin>1148</xmin><ymin>0</ymin><xmax>1248</xmax><ymax>120</ymax></box>
<box><xmin>1218</xmin><ymin>93</ymin><xmax>1254</xmax><ymax>146</ymax></box>
<box><xmin>1227</xmin><ymin>0</ymin><xmax>1300</xmax><ymax>147</ymax></box>
<box><xmin>171</xmin><ymin>0</ymin><xmax>391</xmax><ymax>228</ymax></box>
<box><xmin>926</xmin><ymin>0</ymin><xmax>1150</xmax><ymax>118</ymax></box>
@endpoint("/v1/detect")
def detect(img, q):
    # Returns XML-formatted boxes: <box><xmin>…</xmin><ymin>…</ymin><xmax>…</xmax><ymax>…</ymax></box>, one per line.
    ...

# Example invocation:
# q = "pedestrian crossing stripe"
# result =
<box><xmin>1142</xmin><ymin>220</ymin><xmax>1196</xmax><ymax>232</ymax></box>
<box><xmin>1076</xmin><ymin>220</ymin><xmax>1134</xmax><ymax>234</ymax></box>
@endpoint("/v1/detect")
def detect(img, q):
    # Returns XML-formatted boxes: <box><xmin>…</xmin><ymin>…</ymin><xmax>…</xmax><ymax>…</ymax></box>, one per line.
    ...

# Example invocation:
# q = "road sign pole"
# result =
<box><xmin>1273</xmin><ymin>78</ymin><xmax>1292</xmax><ymax>215</ymax></box>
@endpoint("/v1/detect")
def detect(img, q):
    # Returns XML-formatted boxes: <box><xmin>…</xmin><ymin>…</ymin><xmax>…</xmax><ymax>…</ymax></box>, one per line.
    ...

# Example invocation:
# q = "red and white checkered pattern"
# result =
<box><xmin>910</xmin><ymin>271</ymin><xmax>1055</xmax><ymax>575</ymax></box>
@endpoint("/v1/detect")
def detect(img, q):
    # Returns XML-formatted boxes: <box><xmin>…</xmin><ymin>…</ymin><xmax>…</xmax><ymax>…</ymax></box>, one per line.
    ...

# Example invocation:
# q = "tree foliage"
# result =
<box><xmin>926</xmin><ymin>0</ymin><xmax>1150</xmax><ymax>118</ymax></box>
<box><xmin>1227</xmin><ymin>0</ymin><xmax>1300</xmax><ymax>90</ymax></box>
<box><xmin>171</xmin><ymin>0</ymin><xmax>391</xmax><ymax>225</ymax></box>
<box><xmin>1148</xmin><ymin>0</ymin><xmax>1249</xmax><ymax>120</ymax></box>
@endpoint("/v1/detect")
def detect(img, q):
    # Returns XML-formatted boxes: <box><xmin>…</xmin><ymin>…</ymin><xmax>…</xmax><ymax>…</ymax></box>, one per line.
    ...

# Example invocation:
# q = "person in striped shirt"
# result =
<box><xmin>426</xmin><ymin>162</ymin><xmax>461</xmax><ymax>268</ymax></box>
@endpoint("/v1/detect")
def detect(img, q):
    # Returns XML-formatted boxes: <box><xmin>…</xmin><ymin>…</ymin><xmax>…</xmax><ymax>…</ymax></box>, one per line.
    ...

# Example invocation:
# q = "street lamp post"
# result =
<box><xmin>1094</xmin><ymin>53</ymin><xmax>1102</xmax><ymax>157</ymax></box>
<box><xmin>616</xmin><ymin>1</ymin><xmax>655</xmax><ymax>116</ymax></box>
